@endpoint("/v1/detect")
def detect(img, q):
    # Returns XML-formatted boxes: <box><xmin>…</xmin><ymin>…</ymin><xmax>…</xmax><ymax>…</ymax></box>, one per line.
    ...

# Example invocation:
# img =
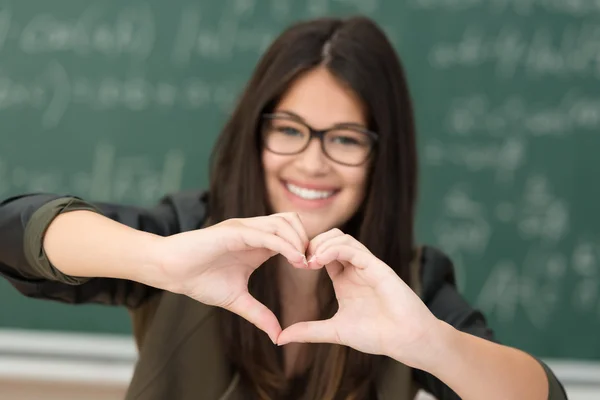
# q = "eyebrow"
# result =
<box><xmin>273</xmin><ymin>109</ymin><xmax>368</xmax><ymax>131</ymax></box>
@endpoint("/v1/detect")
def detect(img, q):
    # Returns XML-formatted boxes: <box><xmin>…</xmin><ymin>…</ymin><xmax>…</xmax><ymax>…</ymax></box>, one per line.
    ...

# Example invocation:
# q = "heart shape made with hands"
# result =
<box><xmin>233</xmin><ymin>224</ymin><xmax>429</xmax><ymax>362</ymax></box>
<box><xmin>192</xmin><ymin>213</ymin><xmax>437</xmax><ymax>367</ymax></box>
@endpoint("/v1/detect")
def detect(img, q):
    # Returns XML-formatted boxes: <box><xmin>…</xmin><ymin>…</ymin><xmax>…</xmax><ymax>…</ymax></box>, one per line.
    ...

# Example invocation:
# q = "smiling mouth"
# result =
<box><xmin>284</xmin><ymin>181</ymin><xmax>338</xmax><ymax>200</ymax></box>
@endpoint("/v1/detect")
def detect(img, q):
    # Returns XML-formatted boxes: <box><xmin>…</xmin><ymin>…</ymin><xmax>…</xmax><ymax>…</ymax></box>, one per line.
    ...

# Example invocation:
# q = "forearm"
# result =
<box><xmin>43</xmin><ymin>210</ymin><xmax>163</xmax><ymax>284</ymax></box>
<box><xmin>418</xmin><ymin>320</ymin><xmax>549</xmax><ymax>400</ymax></box>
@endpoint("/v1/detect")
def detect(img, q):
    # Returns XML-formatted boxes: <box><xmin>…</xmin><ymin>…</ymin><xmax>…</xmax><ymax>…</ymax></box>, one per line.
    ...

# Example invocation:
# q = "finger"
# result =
<box><xmin>238</xmin><ymin>228</ymin><xmax>305</xmax><ymax>267</ymax></box>
<box><xmin>244</xmin><ymin>215</ymin><xmax>306</xmax><ymax>257</ymax></box>
<box><xmin>268</xmin><ymin>215</ymin><xmax>305</xmax><ymax>255</ymax></box>
<box><xmin>227</xmin><ymin>292</ymin><xmax>282</xmax><ymax>344</ymax></box>
<box><xmin>316</xmin><ymin>244</ymin><xmax>370</xmax><ymax>269</ymax></box>
<box><xmin>308</xmin><ymin>234</ymin><xmax>367</xmax><ymax>268</ymax></box>
<box><xmin>315</xmin><ymin>244</ymin><xmax>391</xmax><ymax>287</ymax></box>
<box><xmin>306</xmin><ymin>228</ymin><xmax>344</xmax><ymax>262</ymax></box>
<box><xmin>276</xmin><ymin>212</ymin><xmax>309</xmax><ymax>252</ymax></box>
<box><xmin>277</xmin><ymin>319</ymin><xmax>340</xmax><ymax>346</ymax></box>
<box><xmin>324</xmin><ymin>261</ymin><xmax>344</xmax><ymax>280</ymax></box>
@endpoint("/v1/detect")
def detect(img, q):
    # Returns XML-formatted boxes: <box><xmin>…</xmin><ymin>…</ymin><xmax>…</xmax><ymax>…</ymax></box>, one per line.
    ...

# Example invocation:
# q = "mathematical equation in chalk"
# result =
<box><xmin>427</xmin><ymin>178</ymin><xmax>599</xmax><ymax>329</ymax></box>
<box><xmin>433</xmin><ymin>176</ymin><xmax>569</xmax><ymax>255</ymax></box>
<box><xmin>428</xmin><ymin>23</ymin><xmax>600</xmax><ymax>79</ymax></box>
<box><xmin>0</xmin><ymin>0</ymin><xmax>382</xmax><ymax>63</ymax></box>
<box><xmin>0</xmin><ymin>61</ymin><xmax>241</xmax><ymax>128</ymax></box>
<box><xmin>475</xmin><ymin>239</ymin><xmax>600</xmax><ymax>330</ymax></box>
<box><xmin>0</xmin><ymin>143</ymin><xmax>186</xmax><ymax>205</ymax></box>
<box><xmin>444</xmin><ymin>93</ymin><xmax>600</xmax><ymax>138</ymax></box>
<box><xmin>409</xmin><ymin>0</ymin><xmax>600</xmax><ymax>16</ymax></box>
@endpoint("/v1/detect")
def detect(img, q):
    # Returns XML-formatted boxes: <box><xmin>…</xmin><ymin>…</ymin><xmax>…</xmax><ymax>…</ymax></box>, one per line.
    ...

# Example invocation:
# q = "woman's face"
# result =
<box><xmin>262</xmin><ymin>67</ymin><xmax>371</xmax><ymax>239</ymax></box>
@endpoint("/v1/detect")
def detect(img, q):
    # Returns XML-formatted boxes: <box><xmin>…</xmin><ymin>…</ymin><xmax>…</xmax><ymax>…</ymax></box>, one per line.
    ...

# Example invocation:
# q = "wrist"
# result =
<box><xmin>417</xmin><ymin>320</ymin><xmax>462</xmax><ymax>375</ymax></box>
<box><xmin>122</xmin><ymin>232</ymin><xmax>168</xmax><ymax>288</ymax></box>
<box><xmin>390</xmin><ymin>319</ymin><xmax>460</xmax><ymax>373</ymax></box>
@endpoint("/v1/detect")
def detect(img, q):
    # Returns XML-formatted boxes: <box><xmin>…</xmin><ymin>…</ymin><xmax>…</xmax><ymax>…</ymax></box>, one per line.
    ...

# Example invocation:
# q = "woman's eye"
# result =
<box><xmin>332</xmin><ymin>135</ymin><xmax>362</xmax><ymax>146</ymax></box>
<box><xmin>277</xmin><ymin>126</ymin><xmax>302</xmax><ymax>136</ymax></box>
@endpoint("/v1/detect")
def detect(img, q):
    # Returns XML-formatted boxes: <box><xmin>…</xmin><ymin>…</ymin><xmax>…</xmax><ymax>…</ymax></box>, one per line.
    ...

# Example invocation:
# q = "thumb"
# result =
<box><xmin>226</xmin><ymin>292</ymin><xmax>282</xmax><ymax>344</ymax></box>
<box><xmin>277</xmin><ymin>319</ymin><xmax>339</xmax><ymax>346</ymax></box>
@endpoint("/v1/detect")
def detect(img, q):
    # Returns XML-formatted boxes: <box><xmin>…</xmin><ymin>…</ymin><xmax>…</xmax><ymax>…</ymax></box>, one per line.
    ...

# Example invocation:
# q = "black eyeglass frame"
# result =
<box><xmin>261</xmin><ymin>113</ymin><xmax>379</xmax><ymax>166</ymax></box>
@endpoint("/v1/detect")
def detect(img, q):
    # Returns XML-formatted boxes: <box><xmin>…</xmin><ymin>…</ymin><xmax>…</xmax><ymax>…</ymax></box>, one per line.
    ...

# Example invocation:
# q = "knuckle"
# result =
<box><xmin>218</xmin><ymin>218</ymin><xmax>238</xmax><ymax>228</ymax></box>
<box><xmin>332</xmin><ymin>228</ymin><xmax>343</xmax><ymax>235</ymax></box>
<box><xmin>273</xmin><ymin>217</ymin><xmax>287</xmax><ymax>229</ymax></box>
<box><xmin>269</xmin><ymin>214</ymin><xmax>283</xmax><ymax>223</ymax></box>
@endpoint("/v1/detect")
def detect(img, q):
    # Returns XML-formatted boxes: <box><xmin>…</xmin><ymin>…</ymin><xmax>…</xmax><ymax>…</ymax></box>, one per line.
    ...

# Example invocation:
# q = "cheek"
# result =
<box><xmin>262</xmin><ymin>151</ymin><xmax>288</xmax><ymax>200</ymax></box>
<box><xmin>343</xmin><ymin>168</ymin><xmax>368</xmax><ymax>198</ymax></box>
<box><xmin>262</xmin><ymin>151</ymin><xmax>282</xmax><ymax>181</ymax></box>
<box><xmin>261</xmin><ymin>151</ymin><xmax>273</xmax><ymax>174</ymax></box>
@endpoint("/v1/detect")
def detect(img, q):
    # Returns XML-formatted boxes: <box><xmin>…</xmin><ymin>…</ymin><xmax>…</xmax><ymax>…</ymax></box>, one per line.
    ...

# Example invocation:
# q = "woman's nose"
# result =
<box><xmin>294</xmin><ymin>137</ymin><xmax>330</xmax><ymax>174</ymax></box>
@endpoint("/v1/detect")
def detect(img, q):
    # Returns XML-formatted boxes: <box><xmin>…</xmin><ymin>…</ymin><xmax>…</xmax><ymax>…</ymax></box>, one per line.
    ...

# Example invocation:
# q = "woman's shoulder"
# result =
<box><xmin>414</xmin><ymin>246</ymin><xmax>459</xmax><ymax>303</ymax></box>
<box><xmin>413</xmin><ymin>245</ymin><xmax>496</xmax><ymax>337</ymax></box>
<box><xmin>156</xmin><ymin>189</ymin><xmax>209</xmax><ymax>231</ymax></box>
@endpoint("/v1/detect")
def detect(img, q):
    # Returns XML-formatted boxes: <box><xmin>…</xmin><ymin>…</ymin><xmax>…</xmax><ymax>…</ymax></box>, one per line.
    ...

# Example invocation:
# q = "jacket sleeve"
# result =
<box><xmin>0</xmin><ymin>190</ymin><xmax>206</xmax><ymax>309</ymax></box>
<box><xmin>413</xmin><ymin>247</ymin><xmax>568</xmax><ymax>400</ymax></box>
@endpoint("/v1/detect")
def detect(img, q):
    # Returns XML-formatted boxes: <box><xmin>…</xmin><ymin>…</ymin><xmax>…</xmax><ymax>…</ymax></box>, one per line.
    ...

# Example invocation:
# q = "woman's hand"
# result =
<box><xmin>276</xmin><ymin>228</ymin><xmax>442</xmax><ymax>369</ymax></box>
<box><xmin>155</xmin><ymin>213</ymin><xmax>308</xmax><ymax>343</ymax></box>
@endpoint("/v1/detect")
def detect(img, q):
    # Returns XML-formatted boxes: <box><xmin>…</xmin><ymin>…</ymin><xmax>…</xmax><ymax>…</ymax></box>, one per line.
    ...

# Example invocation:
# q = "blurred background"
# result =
<box><xmin>0</xmin><ymin>0</ymin><xmax>598</xmax><ymax>399</ymax></box>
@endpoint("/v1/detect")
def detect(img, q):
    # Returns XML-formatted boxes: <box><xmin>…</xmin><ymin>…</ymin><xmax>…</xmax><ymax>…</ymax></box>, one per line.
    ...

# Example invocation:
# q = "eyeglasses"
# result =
<box><xmin>261</xmin><ymin>113</ymin><xmax>378</xmax><ymax>166</ymax></box>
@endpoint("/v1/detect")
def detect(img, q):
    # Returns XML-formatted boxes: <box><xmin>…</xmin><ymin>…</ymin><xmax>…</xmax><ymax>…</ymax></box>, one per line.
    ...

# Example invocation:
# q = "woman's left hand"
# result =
<box><xmin>276</xmin><ymin>228</ymin><xmax>442</xmax><ymax>369</ymax></box>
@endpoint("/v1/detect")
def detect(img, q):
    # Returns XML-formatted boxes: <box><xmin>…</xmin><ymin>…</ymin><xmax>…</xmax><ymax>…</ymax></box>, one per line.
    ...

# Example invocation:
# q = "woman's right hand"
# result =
<box><xmin>153</xmin><ymin>213</ymin><xmax>309</xmax><ymax>343</ymax></box>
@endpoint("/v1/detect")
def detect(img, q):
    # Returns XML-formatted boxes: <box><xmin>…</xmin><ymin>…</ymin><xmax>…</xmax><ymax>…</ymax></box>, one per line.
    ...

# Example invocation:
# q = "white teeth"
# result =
<box><xmin>286</xmin><ymin>183</ymin><xmax>334</xmax><ymax>200</ymax></box>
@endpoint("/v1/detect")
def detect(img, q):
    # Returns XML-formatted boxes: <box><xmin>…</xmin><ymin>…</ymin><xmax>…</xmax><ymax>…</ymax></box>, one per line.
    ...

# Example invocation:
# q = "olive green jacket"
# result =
<box><xmin>0</xmin><ymin>191</ymin><xmax>567</xmax><ymax>399</ymax></box>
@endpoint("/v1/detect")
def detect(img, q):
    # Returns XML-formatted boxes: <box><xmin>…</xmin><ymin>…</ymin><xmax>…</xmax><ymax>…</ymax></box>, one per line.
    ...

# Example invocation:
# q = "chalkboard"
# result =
<box><xmin>0</xmin><ymin>0</ymin><xmax>598</xmax><ymax>361</ymax></box>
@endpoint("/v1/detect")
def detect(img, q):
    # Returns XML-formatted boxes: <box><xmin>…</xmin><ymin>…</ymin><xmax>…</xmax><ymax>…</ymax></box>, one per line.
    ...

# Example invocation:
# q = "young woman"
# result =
<box><xmin>0</xmin><ymin>16</ymin><xmax>565</xmax><ymax>400</ymax></box>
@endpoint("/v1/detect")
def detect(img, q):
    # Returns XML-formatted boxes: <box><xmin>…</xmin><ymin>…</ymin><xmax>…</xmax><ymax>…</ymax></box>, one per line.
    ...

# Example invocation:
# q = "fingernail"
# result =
<box><xmin>302</xmin><ymin>254</ymin><xmax>308</xmax><ymax>267</ymax></box>
<box><xmin>308</xmin><ymin>255</ymin><xmax>316</xmax><ymax>263</ymax></box>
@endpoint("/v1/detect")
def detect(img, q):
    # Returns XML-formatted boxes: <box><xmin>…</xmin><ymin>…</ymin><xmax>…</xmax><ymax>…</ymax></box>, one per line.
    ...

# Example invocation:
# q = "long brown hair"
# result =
<box><xmin>206</xmin><ymin>15</ymin><xmax>418</xmax><ymax>400</ymax></box>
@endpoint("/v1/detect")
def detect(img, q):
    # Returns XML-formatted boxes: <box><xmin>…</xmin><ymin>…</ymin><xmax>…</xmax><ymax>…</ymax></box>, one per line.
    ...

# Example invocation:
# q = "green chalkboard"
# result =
<box><xmin>0</xmin><ymin>0</ymin><xmax>598</xmax><ymax>361</ymax></box>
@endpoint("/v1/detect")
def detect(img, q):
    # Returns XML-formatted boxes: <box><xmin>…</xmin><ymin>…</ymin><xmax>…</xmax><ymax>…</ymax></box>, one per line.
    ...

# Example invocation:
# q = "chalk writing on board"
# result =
<box><xmin>433</xmin><ymin>184</ymin><xmax>492</xmax><ymax>256</ymax></box>
<box><xmin>0</xmin><ymin>0</ymin><xmax>389</xmax><ymax>64</ymax></box>
<box><xmin>429</xmin><ymin>24</ymin><xmax>600</xmax><ymax>79</ymax></box>
<box><xmin>444</xmin><ymin>174</ymin><xmax>569</xmax><ymax>244</ymax></box>
<box><xmin>476</xmin><ymin>246</ymin><xmax>569</xmax><ymax>329</ymax></box>
<box><xmin>0</xmin><ymin>61</ymin><xmax>241</xmax><ymax>128</ymax></box>
<box><xmin>571</xmin><ymin>238</ymin><xmax>600</xmax><ymax>313</ymax></box>
<box><xmin>409</xmin><ymin>0</ymin><xmax>600</xmax><ymax>16</ymax></box>
<box><xmin>517</xmin><ymin>174</ymin><xmax>570</xmax><ymax>244</ymax></box>
<box><xmin>171</xmin><ymin>2</ymin><xmax>276</xmax><ymax>65</ymax></box>
<box><xmin>520</xmin><ymin>246</ymin><xmax>568</xmax><ymax>329</ymax></box>
<box><xmin>0</xmin><ymin>143</ymin><xmax>185</xmax><ymax>205</ymax></box>
<box><xmin>475</xmin><ymin>260</ymin><xmax>520</xmax><ymax>324</ymax></box>
<box><xmin>170</xmin><ymin>0</ymin><xmax>383</xmax><ymax>66</ymax></box>
<box><xmin>423</xmin><ymin>137</ymin><xmax>526</xmax><ymax>182</ymax></box>
<box><xmin>446</xmin><ymin>93</ymin><xmax>600</xmax><ymax>137</ymax></box>
<box><xmin>14</xmin><ymin>4</ymin><xmax>156</xmax><ymax>58</ymax></box>
<box><xmin>300</xmin><ymin>0</ymin><xmax>380</xmax><ymax>16</ymax></box>
<box><xmin>473</xmin><ymin>235</ymin><xmax>600</xmax><ymax>328</ymax></box>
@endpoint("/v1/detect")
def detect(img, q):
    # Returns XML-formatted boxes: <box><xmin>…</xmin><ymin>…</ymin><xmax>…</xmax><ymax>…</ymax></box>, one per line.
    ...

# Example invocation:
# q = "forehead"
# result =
<box><xmin>274</xmin><ymin>67</ymin><xmax>367</xmax><ymax>129</ymax></box>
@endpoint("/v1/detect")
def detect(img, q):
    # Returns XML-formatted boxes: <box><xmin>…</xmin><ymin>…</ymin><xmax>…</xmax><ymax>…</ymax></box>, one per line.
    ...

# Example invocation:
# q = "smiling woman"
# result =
<box><xmin>261</xmin><ymin>68</ymin><xmax>374</xmax><ymax>239</ymax></box>
<box><xmin>0</xmin><ymin>15</ymin><xmax>567</xmax><ymax>400</ymax></box>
